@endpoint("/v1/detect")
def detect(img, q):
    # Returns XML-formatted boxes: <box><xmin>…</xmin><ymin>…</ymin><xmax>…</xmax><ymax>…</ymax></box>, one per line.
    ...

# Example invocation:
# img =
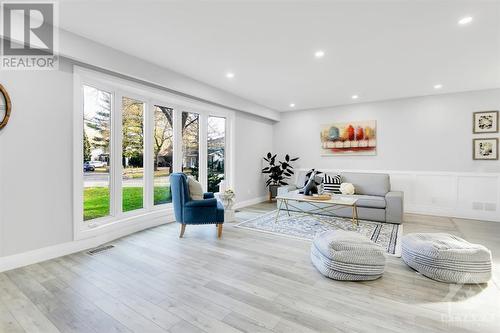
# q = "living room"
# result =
<box><xmin>0</xmin><ymin>1</ymin><xmax>499</xmax><ymax>332</ymax></box>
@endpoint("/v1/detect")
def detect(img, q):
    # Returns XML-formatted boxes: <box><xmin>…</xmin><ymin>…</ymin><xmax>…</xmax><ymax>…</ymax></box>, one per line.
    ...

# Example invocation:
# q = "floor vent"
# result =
<box><xmin>86</xmin><ymin>244</ymin><xmax>114</xmax><ymax>256</ymax></box>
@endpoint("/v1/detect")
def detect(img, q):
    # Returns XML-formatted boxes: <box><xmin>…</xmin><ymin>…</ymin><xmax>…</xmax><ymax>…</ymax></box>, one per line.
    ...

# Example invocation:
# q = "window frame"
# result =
<box><xmin>73</xmin><ymin>66</ymin><xmax>234</xmax><ymax>240</ymax></box>
<box><xmin>207</xmin><ymin>115</ymin><xmax>228</xmax><ymax>193</ymax></box>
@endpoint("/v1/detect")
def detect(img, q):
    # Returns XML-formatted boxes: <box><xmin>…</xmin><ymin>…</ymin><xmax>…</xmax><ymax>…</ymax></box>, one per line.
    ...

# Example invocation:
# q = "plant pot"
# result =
<box><xmin>268</xmin><ymin>184</ymin><xmax>279</xmax><ymax>201</ymax></box>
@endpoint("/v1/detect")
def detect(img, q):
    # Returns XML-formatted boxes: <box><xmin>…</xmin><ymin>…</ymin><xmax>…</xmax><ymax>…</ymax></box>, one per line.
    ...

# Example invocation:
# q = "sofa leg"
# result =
<box><xmin>179</xmin><ymin>224</ymin><xmax>186</xmax><ymax>238</ymax></box>
<box><xmin>217</xmin><ymin>224</ymin><xmax>223</xmax><ymax>239</ymax></box>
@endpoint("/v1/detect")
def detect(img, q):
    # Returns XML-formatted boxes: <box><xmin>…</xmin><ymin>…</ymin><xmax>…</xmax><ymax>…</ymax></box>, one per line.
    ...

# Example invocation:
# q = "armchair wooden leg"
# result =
<box><xmin>217</xmin><ymin>224</ymin><xmax>223</xmax><ymax>239</ymax></box>
<box><xmin>179</xmin><ymin>224</ymin><xmax>186</xmax><ymax>238</ymax></box>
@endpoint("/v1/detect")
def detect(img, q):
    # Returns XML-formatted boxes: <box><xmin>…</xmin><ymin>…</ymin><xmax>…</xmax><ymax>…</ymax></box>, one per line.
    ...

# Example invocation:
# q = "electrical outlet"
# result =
<box><xmin>472</xmin><ymin>202</ymin><xmax>484</xmax><ymax>210</ymax></box>
<box><xmin>484</xmin><ymin>203</ymin><xmax>497</xmax><ymax>212</ymax></box>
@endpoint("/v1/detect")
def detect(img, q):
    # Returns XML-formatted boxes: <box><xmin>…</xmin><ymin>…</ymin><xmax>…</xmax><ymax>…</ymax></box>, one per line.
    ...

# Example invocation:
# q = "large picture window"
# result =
<box><xmin>153</xmin><ymin>105</ymin><xmax>174</xmax><ymax>205</ymax></box>
<box><xmin>181</xmin><ymin>111</ymin><xmax>199</xmax><ymax>180</ymax></box>
<box><xmin>83</xmin><ymin>85</ymin><xmax>112</xmax><ymax>221</ymax></box>
<box><xmin>75</xmin><ymin>68</ymin><xmax>233</xmax><ymax>238</ymax></box>
<box><xmin>207</xmin><ymin>116</ymin><xmax>226</xmax><ymax>192</ymax></box>
<box><xmin>122</xmin><ymin>97</ymin><xmax>145</xmax><ymax>212</ymax></box>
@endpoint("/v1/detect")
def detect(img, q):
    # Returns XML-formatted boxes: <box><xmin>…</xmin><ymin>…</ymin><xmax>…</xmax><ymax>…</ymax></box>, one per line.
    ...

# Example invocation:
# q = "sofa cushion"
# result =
<box><xmin>296</xmin><ymin>169</ymin><xmax>322</xmax><ymax>189</ymax></box>
<box><xmin>341</xmin><ymin>194</ymin><xmax>386</xmax><ymax>208</ymax></box>
<box><xmin>340</xmin><ymin>172</ymin><xmax>390</xmax><ymax>197</ymax></box>
<box><xmin>323</xmin><ymin>174</ymin><xmax>342</xmax><ymax>194</ymax></box>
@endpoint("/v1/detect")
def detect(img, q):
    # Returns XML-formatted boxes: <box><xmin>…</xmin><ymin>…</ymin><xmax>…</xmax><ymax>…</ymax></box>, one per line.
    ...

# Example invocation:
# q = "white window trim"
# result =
<box><xmin>73</xmin><ymin>66</ymin><xmax>234</xmax><ymax>241</ymax></box>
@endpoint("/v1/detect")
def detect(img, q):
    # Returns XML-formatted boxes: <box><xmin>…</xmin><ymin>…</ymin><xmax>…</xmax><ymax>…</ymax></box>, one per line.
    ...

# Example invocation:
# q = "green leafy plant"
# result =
<box><xmin>262</xmin><ymin>152</ymin><xmax>299</xmax><ymax>187</ymax></box>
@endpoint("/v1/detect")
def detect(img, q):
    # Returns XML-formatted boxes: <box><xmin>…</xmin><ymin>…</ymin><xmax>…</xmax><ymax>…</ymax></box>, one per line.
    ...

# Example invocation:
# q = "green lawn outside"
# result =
<box><xmin>84</xmin><ymin>186</ymin><xmax>171</xmax><ymax>221</ymax></box>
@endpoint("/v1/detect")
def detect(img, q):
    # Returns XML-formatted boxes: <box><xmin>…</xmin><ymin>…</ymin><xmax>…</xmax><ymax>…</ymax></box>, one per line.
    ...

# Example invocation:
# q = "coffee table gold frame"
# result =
<box><xmin>275</xmin><ymin>193</ymin><xmax>359</xmax><ymax>228</ymax></box>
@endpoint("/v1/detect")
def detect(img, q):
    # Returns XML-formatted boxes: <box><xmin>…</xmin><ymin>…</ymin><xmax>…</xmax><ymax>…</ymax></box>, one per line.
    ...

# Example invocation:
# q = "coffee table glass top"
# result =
<box><xmin>276</xmin><ymin>191</ymin><xmax>358</xmax><ymax>206</ymax></box>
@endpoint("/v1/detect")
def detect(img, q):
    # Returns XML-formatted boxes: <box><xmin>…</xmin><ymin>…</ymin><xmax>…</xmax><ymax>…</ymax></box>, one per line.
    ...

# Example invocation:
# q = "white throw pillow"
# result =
<box><xmin>188</xmin><ymin>176</ymin><xmax>204</xmax><ymax>200</ymax></box>
<box><xmin>340</xmin><ymin>183</ymin><xmax>355</xmax><ymax>195</ymax></box>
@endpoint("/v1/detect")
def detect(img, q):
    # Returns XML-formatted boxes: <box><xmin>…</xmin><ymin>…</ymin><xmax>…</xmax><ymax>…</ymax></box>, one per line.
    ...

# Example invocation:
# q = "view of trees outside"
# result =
<box><xmin>83</xmin><ymin>85</ymin><xmax>111</xmax><ymax>221</ymax></box>
<box><xmin>154</xmin><ymin>105</ymin><xmax>173</xmax><ymax>205</ymax></box>
<box><xmin>83</xmin><ymin>91</ymin><xmax>220</xmax><ymax>221</ymax></box>
<box><xmin>182</xmin><ymin>112</ymin><xmax>200</xmax><ymax>179</ymax></box>
<box><xmin>207</xmin><ymin>116</ymin><xmax>226</xmax><ymax>192</ymax></box>
<box><xmin>122</xmin><ymin>97</ymin><xmax>145</xmax><ymax>212</ymax></box>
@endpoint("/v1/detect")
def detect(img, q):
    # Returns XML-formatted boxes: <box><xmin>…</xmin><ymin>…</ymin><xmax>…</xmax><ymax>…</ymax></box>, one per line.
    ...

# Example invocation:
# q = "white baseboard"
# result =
<box><xmin>0</xmin><ymin>213</ymin><xmax>175</xmax><ymax>273</ymax></box>
<box><xmin>234</xmin><ymin>196</ymin><xmax>268</xmax><ymax>209</ymax></box>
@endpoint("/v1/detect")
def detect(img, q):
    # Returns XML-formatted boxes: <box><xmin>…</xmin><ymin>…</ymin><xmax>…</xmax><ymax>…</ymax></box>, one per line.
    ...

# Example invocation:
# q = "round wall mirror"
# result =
<box><xmin>0</xmin><ymin>84</ymin><xmax>12</xmax><ymax>130</ymax></box>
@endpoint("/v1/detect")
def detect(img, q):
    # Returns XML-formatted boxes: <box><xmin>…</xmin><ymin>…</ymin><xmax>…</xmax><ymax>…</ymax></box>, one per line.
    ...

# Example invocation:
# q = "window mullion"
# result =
<box><xmin>113</xmin><ymin>90</ymin><xmax>124</xmax><ymax>217</ymax></box>
<box><xmin>199</xmin><ymin>113</ymin><xmax>208</xmax><ymax>192</ymax></box>
<box><xmin>173</xmin><ymin>108</ymin><xmax>182</xmax><ymax>173</ymax></box>
<box><xmin>144</xmin><ymin>101</ymin><xmax>154</xmax><ymax>209</ymax></box>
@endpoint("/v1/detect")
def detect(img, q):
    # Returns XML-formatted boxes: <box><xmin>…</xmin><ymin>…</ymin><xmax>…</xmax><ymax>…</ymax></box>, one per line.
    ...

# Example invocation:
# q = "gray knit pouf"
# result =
<box><xmin>311</xmin><ymin>230</ymin><xmax>386</xmax><ymax>281</ymax></box>
<box><xmin>402</xmin><ymin>233</ymin><xmax>492</xmax><ymax>284</ymax></box>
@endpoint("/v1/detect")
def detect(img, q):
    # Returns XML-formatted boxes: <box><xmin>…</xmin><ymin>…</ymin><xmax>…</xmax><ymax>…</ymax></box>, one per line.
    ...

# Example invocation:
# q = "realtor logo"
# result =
<box><xmin>1</xmin><ymin>1</ymin><xmax>58</xmax><ymax>70</ymax></box>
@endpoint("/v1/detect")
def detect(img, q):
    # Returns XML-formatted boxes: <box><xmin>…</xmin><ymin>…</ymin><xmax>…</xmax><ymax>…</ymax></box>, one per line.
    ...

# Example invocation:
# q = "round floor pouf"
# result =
<box><xmin>311</xmin><ymin>230</ymin><xmax>386</xmax><ymax>281</ymax></box>
<box><xmin>402</xmin><ymin>233</ymin><xmax>492</xmax><ymax>284</ymax></box>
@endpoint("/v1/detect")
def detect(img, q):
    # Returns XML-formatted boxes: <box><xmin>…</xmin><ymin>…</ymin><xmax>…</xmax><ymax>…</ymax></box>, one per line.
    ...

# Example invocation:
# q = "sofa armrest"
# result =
<box><xmin>185</xmin><ymin>198</ymin><xmax>217</xmax><ymax>208</ymax></box>
<box><xmin>385</xmin><ymin>191</ymin><xmax>404</xmax><ymax>224</ymax></box>
<box><xmin>204</xmin><ymin>192</ymin><xmax>215</xmax><ymax>199</ymax></box>
<box><xmin>278</xmin><ymin>185</ymin><xmax>297</xmax><ymax>196</ymax></box>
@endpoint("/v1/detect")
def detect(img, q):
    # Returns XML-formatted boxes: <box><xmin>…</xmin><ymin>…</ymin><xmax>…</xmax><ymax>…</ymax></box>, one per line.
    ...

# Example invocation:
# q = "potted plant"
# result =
<box><xmin>262</xmin><ymin>152</ymin><xmax>299</xmax><ymax>200</ymax></box>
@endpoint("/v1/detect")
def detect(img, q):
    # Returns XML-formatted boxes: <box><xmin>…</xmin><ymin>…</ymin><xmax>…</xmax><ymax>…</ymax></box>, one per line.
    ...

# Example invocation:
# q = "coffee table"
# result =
<box><xmin>275</xmin><ymin>191</ymin><xmax>359</xmax><ymax>227</ymax></box>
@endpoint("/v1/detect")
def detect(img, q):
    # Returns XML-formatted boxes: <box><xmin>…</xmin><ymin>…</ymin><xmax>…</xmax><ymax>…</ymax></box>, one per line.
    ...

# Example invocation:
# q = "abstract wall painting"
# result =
<box><xmin>320</xmin><ymin>120</ymin><xmax>377</xmax><ymax>156</ymax></box>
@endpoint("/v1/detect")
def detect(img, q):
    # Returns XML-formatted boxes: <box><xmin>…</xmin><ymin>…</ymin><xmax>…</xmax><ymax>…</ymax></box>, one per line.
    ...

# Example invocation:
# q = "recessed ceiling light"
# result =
<box><xmin>289</xmin><ymin>103</ymin><xmax>295</xmax><ymax>108</ymax></box>
<box><xmin>314</xmin><ymin>50</ymin><xmax>325</xmax><ymax>58</ymax></box>
<box><xmin>458</xmin><ymin>16</ymin><xmax>473</xmax><ymax>25</ymax></box>
<box><xmin>434</xmin><ymin>84</ymin><xmax>443</xmax><ymax>89</ymax></box>
<box><xmin>225</xmin><ymin>72</ymin><xmax>235</xmax><ymax>79</ymax></box>
<box><xmin>351</xmin><ymin>95</ymin><xmax>359</xmax><ymax>100</ymax></box>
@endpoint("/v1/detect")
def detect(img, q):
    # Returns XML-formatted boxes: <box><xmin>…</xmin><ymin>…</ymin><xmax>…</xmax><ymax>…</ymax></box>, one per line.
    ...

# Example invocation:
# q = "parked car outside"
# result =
<box><xmin>84</xmin><ymin>162</ymin><xmax>95</xmax><ymax>172</ymax></box>
<box><xmin>89</xmin><ymin>160</ymin><xmax>107</xmax><ymax>168</ymax></box>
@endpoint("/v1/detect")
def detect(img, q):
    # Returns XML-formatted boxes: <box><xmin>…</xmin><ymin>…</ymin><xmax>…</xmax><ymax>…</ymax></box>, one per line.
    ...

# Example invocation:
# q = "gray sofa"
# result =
<box><xmin>278</xmin><ymin>170</ymin><xmax>404</xmax><ymax>224</ymax></box>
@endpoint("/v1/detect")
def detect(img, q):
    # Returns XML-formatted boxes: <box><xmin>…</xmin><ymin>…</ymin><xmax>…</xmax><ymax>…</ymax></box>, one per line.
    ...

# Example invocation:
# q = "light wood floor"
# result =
<box><xmin>1</xmin><ymin>202</ymin><xmax>499</xmax><ymax>333</ymax></box>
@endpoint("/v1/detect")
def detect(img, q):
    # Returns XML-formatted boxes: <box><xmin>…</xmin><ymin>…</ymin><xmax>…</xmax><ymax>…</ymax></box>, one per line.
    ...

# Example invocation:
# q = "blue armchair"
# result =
<box><xmin>170</xmin><ymin>173</ymin><xmax>224</xmax><ymax>238</ymax></box>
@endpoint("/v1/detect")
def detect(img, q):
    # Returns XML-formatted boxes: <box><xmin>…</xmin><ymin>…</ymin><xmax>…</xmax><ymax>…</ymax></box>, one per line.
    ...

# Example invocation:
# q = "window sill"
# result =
<box><xmin>75</xmin><ymin>206</ymin><xmax>174</xmax><ymax>241</ymax></box>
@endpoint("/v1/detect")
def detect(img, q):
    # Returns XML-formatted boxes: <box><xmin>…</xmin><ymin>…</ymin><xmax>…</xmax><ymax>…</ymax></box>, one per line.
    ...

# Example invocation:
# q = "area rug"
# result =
<box><xmin>235</xmin><ymin>210</ymin><xmax>403</xmax><ymax>256</ymax></box>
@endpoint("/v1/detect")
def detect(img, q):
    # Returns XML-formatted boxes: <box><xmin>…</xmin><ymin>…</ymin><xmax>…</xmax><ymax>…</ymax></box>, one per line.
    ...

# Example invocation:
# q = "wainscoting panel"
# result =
<box><xmin>297</xmin><ymin>169</ymin><xmax>500</xmax><ymax>222</ymax></box>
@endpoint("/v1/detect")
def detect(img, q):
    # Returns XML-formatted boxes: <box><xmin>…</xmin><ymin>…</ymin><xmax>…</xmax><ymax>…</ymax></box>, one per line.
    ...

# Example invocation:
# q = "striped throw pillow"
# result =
<box><xmin>323</xmin><ymin>174</ymin><xmax>342</xmax><ymax>194</ymax></box>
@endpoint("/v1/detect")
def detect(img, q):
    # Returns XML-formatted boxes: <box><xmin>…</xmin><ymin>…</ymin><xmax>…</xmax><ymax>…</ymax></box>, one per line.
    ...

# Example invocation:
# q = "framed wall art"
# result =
<box><xmin>320</xmin><ymin>120</ymin><xmax>377</xmax><ymax>156</ymax></box>
<box><xmin>0</xmin><ymin>84</ymin><xmax>12</xmax><ymax>130</ymax></box>
<box><xmin>473</xmin><ymin>111</ymin><xmax>498</xmax><ymax>134</ymax></box>
<box><xmin>473</xmin><ymin>138</ymin><xmax>498</xmax><ymax>160</ymax></box>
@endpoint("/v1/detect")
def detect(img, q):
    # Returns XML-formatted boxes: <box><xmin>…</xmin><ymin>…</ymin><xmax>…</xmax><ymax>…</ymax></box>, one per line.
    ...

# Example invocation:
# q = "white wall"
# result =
<box><xmin>274</xmin><ymin>89</ymin><xmax>500</xmax><ymax>173</ymax></box>
<box><xmin>234</xmin><ymin>112</ymin><xmax>274</xmax><ymax>205</ymax></box>
<box><xmin>274</xmin><ymin>89</ymin><xmax>500</xmax><ymax>222</ymax></box>
<box><xmin>0</xmin><ymin>61</ymin><xmax>74</xmax><ymax>257</ymax></box>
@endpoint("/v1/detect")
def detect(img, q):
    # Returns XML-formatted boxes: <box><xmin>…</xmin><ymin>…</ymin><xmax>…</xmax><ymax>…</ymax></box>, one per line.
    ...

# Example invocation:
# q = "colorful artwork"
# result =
<box><xmin>320</xmin><ymin>120</ymin><xmax>377</xmax><ymax>156</ymax></box>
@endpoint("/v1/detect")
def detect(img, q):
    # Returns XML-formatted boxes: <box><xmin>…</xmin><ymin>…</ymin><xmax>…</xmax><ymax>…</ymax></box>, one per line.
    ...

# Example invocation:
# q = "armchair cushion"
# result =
<box><xmin>187</xmin><ymin>176</ymin><xmax>204</xmax><ymax>200</ymax></box>
<box><xmin>185</xmin><ymin>198</ymin><xmax>218</xmax><ymax>208</ymax></box>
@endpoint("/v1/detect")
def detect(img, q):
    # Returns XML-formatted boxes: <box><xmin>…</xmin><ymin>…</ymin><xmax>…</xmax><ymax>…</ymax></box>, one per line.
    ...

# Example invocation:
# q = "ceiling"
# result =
<box><xmin>58</xmin><ymin>0</ymin><xmax>500</xmax><ymax>112</ymax></box>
